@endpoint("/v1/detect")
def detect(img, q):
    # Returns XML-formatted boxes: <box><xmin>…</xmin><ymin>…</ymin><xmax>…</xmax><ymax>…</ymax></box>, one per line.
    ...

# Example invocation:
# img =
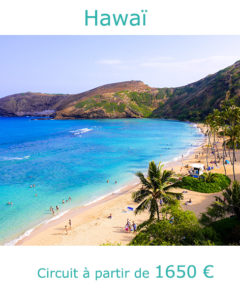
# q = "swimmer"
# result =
<box><xmin>62</xmin><ymin>199</ymin><xmax>65</xmax><ymax>204</ymax></box>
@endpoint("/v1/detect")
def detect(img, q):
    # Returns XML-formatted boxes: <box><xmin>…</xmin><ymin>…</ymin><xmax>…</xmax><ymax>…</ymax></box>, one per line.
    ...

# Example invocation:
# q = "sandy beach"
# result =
<box><xmin>16</xmin><ymin>123</ymin><xmax>240</xmax><ymax>246</ymax></box>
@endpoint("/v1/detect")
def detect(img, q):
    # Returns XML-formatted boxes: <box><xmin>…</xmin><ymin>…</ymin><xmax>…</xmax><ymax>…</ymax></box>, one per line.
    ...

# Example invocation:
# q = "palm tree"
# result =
<box><xmin>224</xmin><ymin>105</ymin><xmax>240</xmax><ymax>180</ymax></box>
<box><xmin>132</xmin><ymin>161</ymin><xmax>183</xmax><ymax>221</ymax></box>
<box><xmin>205</xmin><ymin>111</ymin><xmax>220</xmax><ymax>167</ymax></box>
<box><xmin>200</xmin><ymin>181</ymin><xmax>240</xmax><ymax>225</ymax></box>
<box><xmin>201</xmin><ymin>172</ymin><xmax>217</xmax><ymax>183</ymax></box>
<box><xmin>204</xmin><ymin>119</ymin><xmax>211</xmax><ymax>169</ymax></box>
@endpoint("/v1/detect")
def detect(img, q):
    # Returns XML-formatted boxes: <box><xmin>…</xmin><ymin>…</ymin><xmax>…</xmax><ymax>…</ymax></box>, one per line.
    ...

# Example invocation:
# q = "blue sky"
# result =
<box><xmin>0</xmin><ymin>36</ymin><xmax>240</xmax><ymax>97</ymax></box>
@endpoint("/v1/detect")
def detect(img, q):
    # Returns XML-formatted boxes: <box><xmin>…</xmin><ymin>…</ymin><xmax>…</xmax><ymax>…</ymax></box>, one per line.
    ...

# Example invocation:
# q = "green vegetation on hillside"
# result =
<box><xmin>75</xmin><ymin>91</ymin><xmax>157</xmax><ymax>117</ymax></box>
<box><xmin>152</xmin><ymin>60</ymin><xmax>240</xmax><ymax>121</ymax></box>
<box><xmin>75</xmin><ymin>98</ymin><xmax>126</xmax><ymax>113</ymax></box>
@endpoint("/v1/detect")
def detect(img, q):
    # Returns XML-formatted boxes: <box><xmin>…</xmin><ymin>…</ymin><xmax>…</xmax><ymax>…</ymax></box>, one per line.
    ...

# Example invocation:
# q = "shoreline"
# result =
<box><xmin>5</xmin><ymin>122</ymin><xmax>206</xmax><ymax>246</ymax></box>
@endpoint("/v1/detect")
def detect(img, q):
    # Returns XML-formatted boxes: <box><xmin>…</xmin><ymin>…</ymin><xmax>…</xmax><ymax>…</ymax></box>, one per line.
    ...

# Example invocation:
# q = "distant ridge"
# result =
<box><xmin>0</xmin><ymin>60</ymin><xmax>240</xmax><ymax>121</ymax></box>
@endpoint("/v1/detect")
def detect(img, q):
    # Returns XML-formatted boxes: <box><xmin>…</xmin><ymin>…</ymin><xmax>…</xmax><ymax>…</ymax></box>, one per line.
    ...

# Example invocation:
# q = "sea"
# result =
<box><xmin>0</xmin><ymin>117</ymin><xmax>204</xmax><ymax>245</ymax></box>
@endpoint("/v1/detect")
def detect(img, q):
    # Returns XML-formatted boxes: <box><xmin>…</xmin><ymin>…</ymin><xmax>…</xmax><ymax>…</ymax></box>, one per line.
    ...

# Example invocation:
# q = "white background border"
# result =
<box><xmin>0</xmin><ymin>0</ymin><xmax>240</xmax><ymax>299</ymax></box>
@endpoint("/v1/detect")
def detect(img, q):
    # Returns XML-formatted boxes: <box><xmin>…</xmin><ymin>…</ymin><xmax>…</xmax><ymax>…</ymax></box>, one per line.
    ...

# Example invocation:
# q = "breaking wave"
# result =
<box><xmin>70</xmin><ymin>128</ymin><xmax>93</xmax><ymax>136</ymax></box>
<box><xmin>0</xmin><ymin>155</ymin><xmax>30</xmax><ymax>161</ymax></box>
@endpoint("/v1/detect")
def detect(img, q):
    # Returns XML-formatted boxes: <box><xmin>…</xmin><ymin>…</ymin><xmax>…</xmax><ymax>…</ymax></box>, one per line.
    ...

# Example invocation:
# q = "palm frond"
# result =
<box><xmin>132</xmin><ymin>189</ymin><xmax>151</xmax><ymax>203</ymax></box>
<box><xmin>135</xmin><ymin>197</ymin><xmax>151</xmax><ymax>215</ymax></box>
<box><xmin>135</xmin><ymin>171</ymin><xmax>151</xmax><ymax>189</ymax></box>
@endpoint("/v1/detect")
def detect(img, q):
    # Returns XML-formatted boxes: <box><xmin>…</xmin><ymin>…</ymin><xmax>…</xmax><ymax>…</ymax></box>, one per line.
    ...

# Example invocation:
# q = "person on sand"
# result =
<box><xmin>130</xmin><ymin>224</ymin><xmax>134</xmax><ymax>232</ymax></box>
<box><xmin>65</xmin><ymin>225</ymin><xmax>68</xmax><ymax>235</ymax></box>
<box><xmin>125</xmin><ymin>224</ymin><xmax>129</xmax><ymax>232</ymax></box>
<box><xmin>68</xmin><ymin>219</ymin><xmax>72</xmax><ymax>229</ymax></box>
<box><xmin>189</xmin><ymin>199</ymin><xmax>192</xmax><ymax>204</ymax></box>
<box><xmin>133</xmin><ymin>222</ymin><xmax>137</xmax><ymax>232</ymax></box>
<box><xmin>107</xmin><ymin>213</ymin><xmax>112</xmax><ymax>219</ymax></box>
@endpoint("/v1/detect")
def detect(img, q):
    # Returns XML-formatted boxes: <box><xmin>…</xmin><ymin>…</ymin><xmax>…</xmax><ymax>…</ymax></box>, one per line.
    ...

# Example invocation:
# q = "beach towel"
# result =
<box><xmin>127</xmin><ymin>206</ymin><xmax>134</xmax><ymax>211</ymax></box>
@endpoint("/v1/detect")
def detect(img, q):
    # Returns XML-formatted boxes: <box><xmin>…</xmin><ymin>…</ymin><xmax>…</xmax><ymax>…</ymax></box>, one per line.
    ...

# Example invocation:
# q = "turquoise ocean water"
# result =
<box><xmin>0</xmin><ymin>118</ymin><xmax>203</xmax><ymax>244</ymax></box>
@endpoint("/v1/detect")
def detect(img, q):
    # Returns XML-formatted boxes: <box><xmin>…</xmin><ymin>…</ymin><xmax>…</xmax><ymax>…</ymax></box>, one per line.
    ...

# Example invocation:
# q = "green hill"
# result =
<box><xmin>0</xmin><ymin>60</ymin><xmax>239</xmax><ymax>121</ymax></box>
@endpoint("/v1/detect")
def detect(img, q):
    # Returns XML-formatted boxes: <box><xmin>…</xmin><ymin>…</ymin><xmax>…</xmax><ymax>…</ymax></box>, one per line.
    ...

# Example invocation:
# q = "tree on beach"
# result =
<box><xmin>216</xmin><ymin>102</ymin><xmax>240</xmax><ymax>180</ymax></box>
<box><xmin>205</xmin><ymin>110</ymin><xmax>221</xmax><ymax>167</ymax></box>
<box><xmin>205</xmin><ymin>102</ymin><xmax>240</xmax><ymax>180</ymax></box>
<box><xmin>130</xmin><ymin>205</ymin><xmax>216</xmax><ymax>245</ymax></box>
<box><xmin>132</xmin><ymin>161</ymin><xmax>183</xmax><ymax>222</ymax></box>
<box><xmin>200</xmin><ymin>180</ymin><xmax>240</xmax><ymax>225</ymax></box>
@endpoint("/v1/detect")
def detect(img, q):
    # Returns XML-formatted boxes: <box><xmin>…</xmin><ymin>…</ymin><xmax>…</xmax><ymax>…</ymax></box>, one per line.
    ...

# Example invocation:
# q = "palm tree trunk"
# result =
<box><xmin>156</xmin><ymin>205</ymin><xmax>160</xmax><ymax>221</ymax></box>
<box><xmin>233</xmin><ymin>142</ymin><xmax>236</xmax><ymax>181</ymax></box>
<box><xmin>232</xmin><ymin>146</ymin><xmax>236</xmax><ymax>181</ymax></box>
<box><xmin>206</xmin><ymin>132</ymin><xmax>211</xmax><ymax>168</ymax></box>
<box><xmin>222</xmin><ymin>135</ymin><xmax>227</xmax><ymax>175</ymax></box>
<box><xmin>222</xmin><ymin>143</ymin><xmax>227</xmax><ymax>176</ymax></box>
<box><xmin>213</xmin><ymin>132</ymin><xmax>218</xmax><ymax>166</ymax></box>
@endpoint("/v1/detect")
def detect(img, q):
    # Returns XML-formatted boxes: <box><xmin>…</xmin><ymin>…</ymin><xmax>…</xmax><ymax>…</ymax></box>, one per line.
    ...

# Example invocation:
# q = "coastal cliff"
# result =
<box><xmin>0</xmin><ymin>60</ymin><xmax>239</xmax><ymax>121</ymax></box>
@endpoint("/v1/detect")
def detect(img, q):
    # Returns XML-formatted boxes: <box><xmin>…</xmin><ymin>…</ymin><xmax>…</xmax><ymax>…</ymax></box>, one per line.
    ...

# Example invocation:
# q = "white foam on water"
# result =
<box><xmin>83</xmin><ymin>192</ymin><xmax>114</xmax><ymax>207</ymax></box>
<box><xmin>70</xmin><ymin>128</ymin><xmax>92</xmax><ymax>136</ymax></box>
<box><xmin>0</xmin><ymin>155</ymin><xmax>30</xmax><ymax>161</ymax></box>
<box><xmin>4</xmin><ymin>209</ymin><xmax>70</xmax><ymax>246</ymax></box>
<box><xmin>4</xmin><ymin>227</ymin><xmax>35</xmax><ymax>246</ymax></box>
<box><xmin>82</xmin><ymin>183</ymin><xmax>137</xmax><ymax>208</ymax></box>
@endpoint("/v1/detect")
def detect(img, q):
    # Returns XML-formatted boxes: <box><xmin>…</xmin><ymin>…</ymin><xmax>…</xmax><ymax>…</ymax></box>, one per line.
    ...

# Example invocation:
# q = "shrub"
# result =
<box><xmin>208</xmin><ymin>217</ymin><xmax>240</xmax><ymax>245</ymax></box>
<box><xmin>178</xmin><ymin>173</ymin><xmax>231</xmax><ymax>193</ymax></box>
<box><xmin>130</xmin><ymin>205</ymin><xmax>215</xmax><ymax>245</ymax></box>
